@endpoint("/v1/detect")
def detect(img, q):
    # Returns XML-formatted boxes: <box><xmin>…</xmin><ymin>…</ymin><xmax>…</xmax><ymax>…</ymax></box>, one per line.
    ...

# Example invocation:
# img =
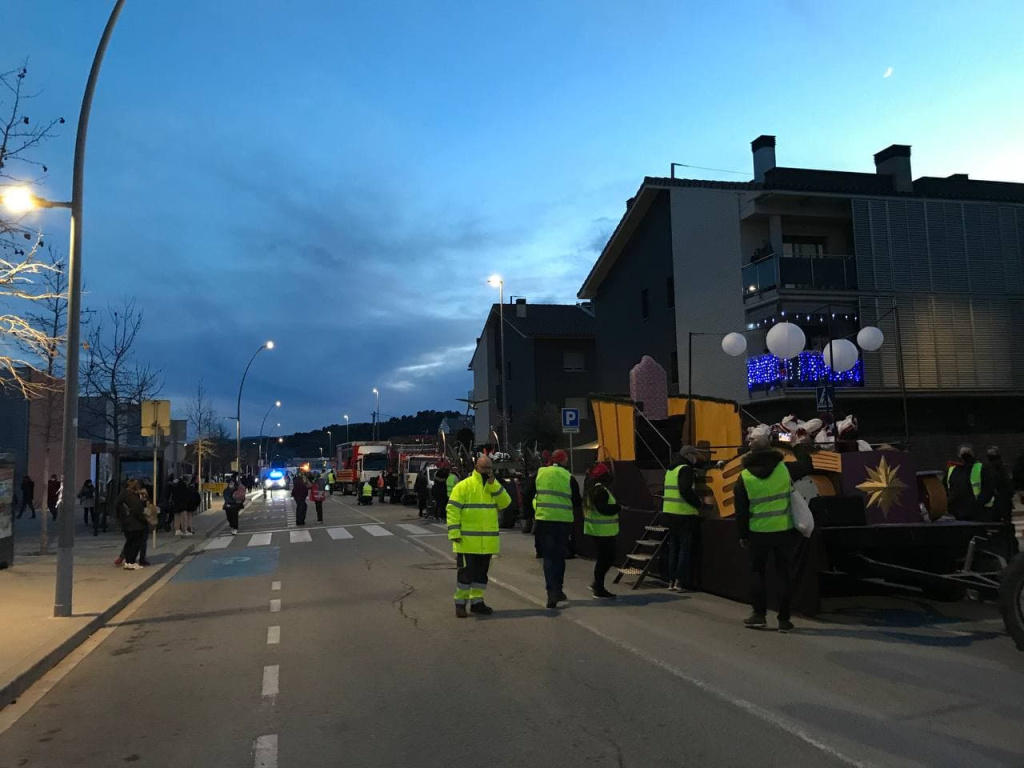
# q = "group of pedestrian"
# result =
<box><xmin>113</xmin><ymin>479</ymin><xmax>153</xmax><ymax>570</ymax></box>
<box><xmin>288</xmin><ymin>471</ymin><xmax>327</xmax><ymax>526</ymax></box>
<box><xmin>945</xmin><ymin>444</ymin><xmax>1014</xmax><ymax>523</ymax></box>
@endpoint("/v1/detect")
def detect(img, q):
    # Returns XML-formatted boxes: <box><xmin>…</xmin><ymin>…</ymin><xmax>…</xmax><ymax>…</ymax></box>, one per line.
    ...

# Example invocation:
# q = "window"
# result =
<box><xmin>640</xmin><ymin>288</ymin><xmax>649</xmax><ymax>320</ymax></box>
<box><xmin>670</xmin><ymin>350</ymin><xmax>679</xmax><ymax>386</ymax></box>
<box><xmin>782</xmin><ymin>235</ymin><xmax>827</xmax><ymax>257</ymax></box>
<box><xmin>666</xmin><ymin>276</ymin><xmax>675</xmax><ymax>309</ymax></box>
<box><xmin>563</xmin><ymin>350</ymin><xmax>586</xmax><ymax>372</ymax></box>
<box><xmin>564</xmin><ymin>397</ymin><xmax>588</xmax><ymax>419</ymax></box>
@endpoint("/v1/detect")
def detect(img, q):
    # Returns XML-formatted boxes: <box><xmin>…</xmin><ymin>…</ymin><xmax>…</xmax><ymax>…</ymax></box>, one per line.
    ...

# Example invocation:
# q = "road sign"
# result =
<box><xmin>140</xmin><ymin>399</ymin><xmax>171</xmax><ymax>436</ymax></box>
<box><xmin>561</xmin><ymin>407</ymin><xmax>580</xmax><ymax>434</ymax></box>
<box><xmin>815</xmin><ymin>384</ymin><xmax>836</xmax><ymax>411</ymax></box>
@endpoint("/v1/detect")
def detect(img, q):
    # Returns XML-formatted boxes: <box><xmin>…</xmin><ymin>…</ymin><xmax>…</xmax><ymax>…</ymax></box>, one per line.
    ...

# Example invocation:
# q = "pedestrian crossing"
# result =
<box><xmin>202</xmin><ymin>523</ymin><xmax>447</xmax><ymax>551</ymax></box>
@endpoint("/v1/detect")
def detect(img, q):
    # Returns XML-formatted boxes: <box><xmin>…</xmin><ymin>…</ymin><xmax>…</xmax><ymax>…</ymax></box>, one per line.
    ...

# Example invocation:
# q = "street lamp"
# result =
<box><xmin>372</xmin><ymin>388</ymin><xmax>380</xmax><ymax>440</ymax></box>
<box><xmin>487</xmin><ymin>275</ymin><xmax>509</xmax><ymax>451</ymax></box>
<box><xmin>5</xmin><ymin>0</ymin><xmax>130</xmax><ymax>618</ymax></box>
<box><xmin>236</xmin><ymin>341</ymin><xmax>274</xmax><ymax>474</ymax></box>
<box><xmin>257</xmin><ymin>399</ymin><xmax>282</xmax><ymax>468</ymax></box>
<box><xmin>343</xmin><ymin>414</ymin><xmax>350</xmax><ymax>443</ymax></box>
<box><xmin>326</xmin><ymin>430</ymin><xmax>333</xmax><ymax>462</ymax></box>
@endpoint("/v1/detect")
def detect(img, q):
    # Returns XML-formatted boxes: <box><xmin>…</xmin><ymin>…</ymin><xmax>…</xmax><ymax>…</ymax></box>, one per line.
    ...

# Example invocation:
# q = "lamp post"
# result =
<box><xmin>343</xmin><ymin>414</ymin><xmax>350</xmax><ymax>443</ymax></box>
<box><xmin>257</xmin><ymin>400</ymin><xmax>281</xmax><ymax>469</ymax></box>
<box><xmin>372</xmin><ymin>388</ymin><xmax>380</xmax><ymax>440</ymax></box>
<box><xmin>236</xmin><ymin>341</ymin><xmax>274</xmax><ymax>473</ymax></box>
<box><xmin>326</xmin><ymin>430</ymin><xmax>333</xmax><ymax>463</ymax></box>
<box><xmin>487</xmin><ymin>275</ymin><xmax>509</xmax><ymax>451</ymax></box>
<box><xmin>2</xmin><ymin>0</ymin><xmax>131</xmax><ymax>618</ymax></box>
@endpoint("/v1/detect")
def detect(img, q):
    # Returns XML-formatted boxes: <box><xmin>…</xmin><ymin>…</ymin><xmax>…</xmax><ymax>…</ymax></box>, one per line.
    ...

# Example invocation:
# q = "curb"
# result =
<box><xmin>0</xmin><ymin>522</ymin><xmax>225</xmax><ymax>712</ymax></box>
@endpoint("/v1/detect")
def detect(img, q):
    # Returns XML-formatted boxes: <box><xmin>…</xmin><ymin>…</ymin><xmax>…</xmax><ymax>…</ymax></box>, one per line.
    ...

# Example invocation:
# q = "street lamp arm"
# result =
<box><xmin>236</xmin><ymin>346</ymin><xmax>266</xmax><ymax>421</ymax></box>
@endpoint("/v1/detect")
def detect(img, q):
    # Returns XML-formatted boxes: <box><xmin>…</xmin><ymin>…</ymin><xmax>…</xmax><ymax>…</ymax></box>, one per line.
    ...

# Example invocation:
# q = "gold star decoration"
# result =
<box><xmin>855</xmin><ymin>456</ymin><xmax>909</xmax><ymax>519</ymax></box>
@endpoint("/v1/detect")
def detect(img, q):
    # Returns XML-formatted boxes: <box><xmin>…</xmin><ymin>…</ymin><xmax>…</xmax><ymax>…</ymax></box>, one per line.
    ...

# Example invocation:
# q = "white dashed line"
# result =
<box><xmin>327</xmin><ymin>527</ymin><xmax>353</xmax><ymax>540</ymax></box>
<box><xmin>254</xmin><ymin>734</ymin><xmax>278</xmax><ymax>768</ymax></box>
<box><xmin>270</xmin><ymin>599</ymin><xmax>281</xmax><ymax>613</ymax></box>
<box><xmin>204</xmin><ymin>537</ymin><xmax>233</xmax><ymax>550</ymax></box>
<box><xmin>267</xmin><ymin>626</ymin><xmax>280</xmax><ymax>645</ymax></box>
<box><xmin>249</xmin><ymin>533</ymin><xmax>273</xmax><ymax>547</ymax></box>
<box><xmin>396</xmin><ymin>523</ymin><xmax>430</xmax><ymax>535</ymax></box>
<box><xmin>271</xmin><ymin>581</ymin><xmax>281</xmax><ymax>591</ymax></box>
<box><xmin>262</xmin><ymin>665</ymin><xmax>279</xmax><ymax>696</ymax></box>
<box><xmin>289</xmin><ymin>529</ymin><xmax>312</xmax><ymax>543</ymax></box>
<box><xmin>361</xmin><ymin>524</ymin><xmax>392</xmax><ymax>537</ymax></box>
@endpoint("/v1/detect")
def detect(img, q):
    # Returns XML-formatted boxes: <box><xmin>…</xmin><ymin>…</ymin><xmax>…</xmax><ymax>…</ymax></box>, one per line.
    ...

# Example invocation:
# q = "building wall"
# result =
<box><xmin>0</xmin><ymin>388</ymin><xmax>30</xmax><ymax>487</ymax></box>
<box><xmin>472</xmin><ymin>330</ymin><xmax>492</xmax><ymax>444</ymax></box>
<box><xmin>670</xmin><ymin>187</ymin><xmax>750</xmax><ymax>404</ymax></box>
<box><xmin>592</xmin><ymin>191</ymin><xmax>676</xmax><ymax>394</ymax></box>
<box><xmin>503</xmin><ymin>325</ymin><xmax>537</xmax><ymax>444</ymax></box>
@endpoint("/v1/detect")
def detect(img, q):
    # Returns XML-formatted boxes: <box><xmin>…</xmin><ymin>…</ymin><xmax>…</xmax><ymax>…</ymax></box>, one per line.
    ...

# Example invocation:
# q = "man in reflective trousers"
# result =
<box><xmin>447</xmin><ymin>455</ymin><xmax>511</xmax><ymax>618</ymax></box>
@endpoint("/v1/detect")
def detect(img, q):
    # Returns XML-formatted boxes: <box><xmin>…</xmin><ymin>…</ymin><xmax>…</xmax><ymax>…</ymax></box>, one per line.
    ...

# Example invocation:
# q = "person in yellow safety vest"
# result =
<box><xmin>944</xmin><ymin>444</ymin><xmax>996</xmax><ymax>521</ymax></box>
<box><xmin>661</xmin><ymin>445</ymin><xmax>705</xmax><ymax>592</ymax></box>
<box><xmin>446</xmin><ymin>469</ymin><xmax>459</xmax><ymax>497</ymax></box>
<box><xmin>327</xmin><ymin>470</ymin><xmax>335</xmax><ymax>496</ymax></box>
<box><xmin>583</xmin><ymin>461</ymin><xmax>619</xmax><ymax>600</ymax></box>
<box><xmin>359</xmin><ymin>479</ymin><xmax>374</xmax><ymax>506</ymax></box>
<box><xmin>447</xmin><ymin>455</ymin><xmax>511</xmax><ymax>618</ymax></box>
<box><xmin>734</xmin><ymin>438</ymin><xmax>799</xmax><ymax>633</ymax></box>
<box><xmin>533</xmin><ymin>450</ymin><xmax>582</xmax><ymax>610</ymax></box>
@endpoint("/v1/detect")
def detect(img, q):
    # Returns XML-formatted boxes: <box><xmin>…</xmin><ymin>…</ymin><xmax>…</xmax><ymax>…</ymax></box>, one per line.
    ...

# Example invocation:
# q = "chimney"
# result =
<box><xmin>515</xmin><ymin>298</ymin><xmax>527</xmax><ymax>318</ymax></box>
<box><xmin>751</xmin><ymin>135</ymin><xmax>776</xmax><ymax>182</ymax></box>
<box><xmin>873</xmin><ymin>144</ymin><xmax>913</xmax><ymax>192</ymax></box>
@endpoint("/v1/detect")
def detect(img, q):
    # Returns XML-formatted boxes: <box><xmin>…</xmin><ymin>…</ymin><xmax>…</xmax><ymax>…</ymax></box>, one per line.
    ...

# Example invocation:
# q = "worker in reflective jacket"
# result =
<box><xmin>661</xmin><ymin>445</ymin><xmax>704</xmax><ymax>592</ymax></box>
<box><xmin>734</xmin><ymin>438</ymin><xmax>798</xmax><ymax>633</ymax></box>
<box><xmin>533</xmin><ymin>450</ymin><xmax>582</xmax><ymax>610</ymax></box>
<box><xmin>945</xmin><ymin>444</ymin><xmax>996</xmax><ymax>521</ymax></box>
<box><xmin>447</xmin><ymin>455</ymin><xmax>511</xmax><ymax>618</ymax></box>
<box><xmin>583</xmin><ymin>461</ymin><xmax>619</xmax><ymax>599</ymax></box>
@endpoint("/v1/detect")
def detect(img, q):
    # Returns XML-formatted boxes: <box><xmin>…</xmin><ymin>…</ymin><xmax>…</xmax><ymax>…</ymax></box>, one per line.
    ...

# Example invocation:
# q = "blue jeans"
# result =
<box><xmin>667</xmin><ymin>520</ymin><xmax>697</xmax><ymax>585</ymax></box>
<box><xmin>534</xmin><ymin>520</ymin><xmax>572</xmax><ymax>593</ymax></box>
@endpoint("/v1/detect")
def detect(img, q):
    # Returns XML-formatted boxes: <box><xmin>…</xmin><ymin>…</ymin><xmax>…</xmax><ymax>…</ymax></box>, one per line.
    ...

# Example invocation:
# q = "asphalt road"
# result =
<box><xmin>0</xmin><ymin>491</ymin><xmax>1021</xmax><ymax>768</ymax></box>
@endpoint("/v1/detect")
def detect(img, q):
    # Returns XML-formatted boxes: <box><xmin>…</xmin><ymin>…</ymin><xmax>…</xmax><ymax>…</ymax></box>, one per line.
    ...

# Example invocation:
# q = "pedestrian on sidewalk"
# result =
<box><xmin>985</xmin><ymin>447</ymin><xmax>1014</xmax><ymax>524</ymax></box>
<box><xmin>309</xmin><ymin>475</ymin><xmax>326</xmax><ymax>524</ymax></box>
<box><xmin>18</xmin><ymin>474</ymin><xmax>36</xmax><ymax>518</ymax></box>
<box><xmin>448</xmin><ymin>455</ymin><xmax>511</xmax><ymax>618</ymax></box>
<box><xmin>662</xmin><ymin>446</ymin><xmax>705</xmax><ymax>592</ymax></box>
<box><xmin>414</xmin><ymin>470</ymin><xmax>428</xmax><ymax>517</ymax></box>
<box><xmin>377</xmin><ymin>472</ymin><xmax>386</xmax><ymax>503</ymax></box>
<box><xmin>533</xmin><ymin>450</ymin><xmax>581</xmax><ymax>610</ymax></box>
<box><xmin>223</xmin><ymin>473</ymin><xmax>245</xmax><ymax>535</ymax></box>
<box><xmin>292</xmin><ymin>473</ymin><xmax>309</xmax><ymax>526</ymax></box>
<box><xmin>431</xmin><ymin>467</ymin><xmax>449</xmax><ymax>519</ymax></box>
<box><xmin>171</xmin><ymin>477</ymin><xmax>192</xmax><ymax>536</ymax></box>
<box><xmin>185</xmin><ymin>480</ymin><xmax>201</xmax><ymax>535</ymax></box>
<box><xmin>583</xmin><ymin>462</ymin><xmax>620</xmax><ymax>600</ymax></box>
<box><xmin>78</xmin><ymin>479</ymin><xmax>99</xmax><ymax>534</ymax></box>
<box><xmin>734</xmin><ymin>438</ymin><xmax>799</xmax><ymax>633</ymax></box>
<box><xmin>115</xmin><ymin>480</ymin><xmax>147</xmax><ymax>570</ymax></box>
<box><xmin>47</xmin><ymin>474</ymin><xmax>60</xmax><ymax>521</ymax></box>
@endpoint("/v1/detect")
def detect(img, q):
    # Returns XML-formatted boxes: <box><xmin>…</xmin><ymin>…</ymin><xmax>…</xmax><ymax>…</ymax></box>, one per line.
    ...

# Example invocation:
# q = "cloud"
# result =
<box><xmin>883</xmin><ymin>66</ymin><xmax>894</xmax><ymax>78</ymax></box>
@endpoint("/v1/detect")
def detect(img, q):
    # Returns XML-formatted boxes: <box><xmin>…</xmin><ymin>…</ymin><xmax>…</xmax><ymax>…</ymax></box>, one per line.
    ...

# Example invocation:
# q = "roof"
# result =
<box><xmin>468</xmin><ymin>303</ymin><xmax>595</xmax><ymax>369</ymax></box>
<box><xmin>578</xmin><ymin>165</ymin><xmax>1024</xmax><ymax>299</ymax></box>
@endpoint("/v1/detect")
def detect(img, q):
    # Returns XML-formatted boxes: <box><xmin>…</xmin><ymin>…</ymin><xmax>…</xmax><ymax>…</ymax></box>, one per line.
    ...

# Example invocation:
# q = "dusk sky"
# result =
<box><xmin>3</xmin><ymin>0</ymin><xmax>1023</xmax><ymax>435</ymax></box>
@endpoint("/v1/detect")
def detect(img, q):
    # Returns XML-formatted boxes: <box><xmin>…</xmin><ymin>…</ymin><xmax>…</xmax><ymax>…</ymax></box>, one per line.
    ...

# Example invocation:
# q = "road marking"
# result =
<box><xmin>430</xmin><ymin>523</ymin><xmax>447</xmax><ymax>530</ymax></box>
<box><xmin>396</xmin><ymin>523</ymin><xmax>430</xmax><ymax>535</ymax></box>
<box><xmin>407</xmin><ymin>536</ymin><xmax>874</xmax><ymax>768</ymax></box>
<box><xmin>254</xmin><ymin>734</ymin><xmax>278</xmax><ymax>768</ymax></box>
<box><xmin>289</xmin><ymin>529</ymin><xmax>312</xmax><ymax>543</ymax></box>
<box><xmin>362</xmin><ymin>524</ymin><xmax>392</xmax><ymax>537</ymax></box>
<box><xmin>271</xmin><ymin>580</ymin><xmax>281</xmax><ymax>591</ymax></box>
<box><xmin>270</xmin><ymin>598</ymin><xmax>281</xmax><ymax>613</ymax></box>
<box><xmin>327</xmin><ymin>527</ymin><xmax>354</xmax><ymax>540</ymax></box>
<box><xmin>204</xmin><ymin>536</ymin><xmax>233</xmax><ymax>550</ymax></box>
<box><xmin>267</xmin><ymin>626</ymin><xmax>280</xmax><ymax>645</ymax></box>
<box><xmin>262</xmin><ymin>665</ymin><xmax>279</xmax><ymax>696</ymax></box>
<box><xmin>249</xmin><ymin>533</ymin><xmax>273</xmax><ymax>547</ymax></box>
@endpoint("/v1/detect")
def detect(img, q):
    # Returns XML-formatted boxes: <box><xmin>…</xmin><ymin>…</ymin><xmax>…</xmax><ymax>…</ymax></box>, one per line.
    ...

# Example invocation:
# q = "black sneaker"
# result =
<box><xmin>455</xmin><ymin>604</ymin><xmax>468</xmax><ymax>619</ymax></box>
<box><xmin>546</xmin><ymin>593</ymin><xmax>561</xmax><ymax>610</ymax></box>
<box><xmin>778</xmin><ymin>618</ymin><xmax>794</xmax><ymax>634</ymax></box>
<box><xmin>743</xmin><ymin>612</ymin><xmax>768</xmax><ymax>629</ymax></box>
<box><xmin>470</xmin><ymin>603</ymin><xmax>494</xmax><ymax>616</ymax></box>
<box><xmin>555</xmin><ymin>591</ymin><xmax>567</xmax><ymax>603</ymax></box>
<box><xmin>591</xmin><ymin>585</ymin><xmax>617</xmax><ymax>600</ymax></box>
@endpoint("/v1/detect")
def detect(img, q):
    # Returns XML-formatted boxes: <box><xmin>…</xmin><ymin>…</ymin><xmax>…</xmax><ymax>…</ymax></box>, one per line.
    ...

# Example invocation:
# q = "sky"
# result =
<box><xmin>2</xmin><ymin>0</ymin><xmax>1023</xmax><ymax>436</ymax></box>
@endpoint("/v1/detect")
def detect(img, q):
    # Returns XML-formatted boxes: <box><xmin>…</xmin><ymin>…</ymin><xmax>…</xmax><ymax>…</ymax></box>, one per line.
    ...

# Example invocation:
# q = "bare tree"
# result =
<box><xmin>80</xmin><ymin>299</ymin><xmax>163</xmax><ymax>481</ymax></box>
<box><xmin>186</xmin><ymin>381</ymin><xmax>219</xmax><ymax>503</ymax></box>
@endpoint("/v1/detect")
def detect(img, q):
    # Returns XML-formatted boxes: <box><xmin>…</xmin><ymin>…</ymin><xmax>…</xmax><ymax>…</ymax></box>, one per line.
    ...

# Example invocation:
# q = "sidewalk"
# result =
<box><xmin>0</xmin><ymin>500</ymin><xmax>234</xmax><ymax>710</ymax></box>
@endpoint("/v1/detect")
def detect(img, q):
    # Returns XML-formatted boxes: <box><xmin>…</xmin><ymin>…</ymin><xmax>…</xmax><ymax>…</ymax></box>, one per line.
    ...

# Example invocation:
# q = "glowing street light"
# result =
<box><xmin>235</xmin><ymin>340</ymin><xmax>274</xmax><ymax>472</ymax></box>
<box><xmin>372</xmin><ymin>388</ymin><xmax>380</xmax><ymax>440</ymax></box>
<box><xmin>487</xmin><ymin>275</ymin><xmax>508</xmax><ymax>451</ymax></box>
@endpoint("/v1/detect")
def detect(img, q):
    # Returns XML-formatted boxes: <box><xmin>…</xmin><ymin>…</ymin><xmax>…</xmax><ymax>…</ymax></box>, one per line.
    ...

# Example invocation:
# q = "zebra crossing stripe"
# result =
<box><xmin>327</xmin><ymin>527</ymin><xmax>353</xmax><ymax>540</ymax></box>
<box><xmin>361</xmin><ymin>525</ymin><xmax>392</xmax><ymax>537</ymax></box>
<box><xmin>249</xmin><ymin>533</ymin><xmax>273</xmax><ymax>547</ymax></box>
<box><xmin>289</xmin><ymin>530</ymin><xmax>312</xmax><ymax>543</ymax></box>
<box><xmin>396</xmin><ymin>524</ymin><xmax>430</xmax><ymax>535</ymax></box>
<box><xmin>204</xmin><ymin>537</ymin><xmax>233</xmax><ymax>550</ymax></box>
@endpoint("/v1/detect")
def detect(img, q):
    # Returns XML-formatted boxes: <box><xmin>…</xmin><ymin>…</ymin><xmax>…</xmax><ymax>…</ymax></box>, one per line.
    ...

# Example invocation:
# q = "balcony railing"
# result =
<box><xmin>742</xmin><ymin>254</ymin><xmax>858</xmax><ymax>298</ymax></box>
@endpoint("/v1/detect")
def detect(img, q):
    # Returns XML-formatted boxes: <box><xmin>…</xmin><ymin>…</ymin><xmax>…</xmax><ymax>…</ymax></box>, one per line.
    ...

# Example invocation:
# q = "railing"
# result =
<box><xmin>742</xmin><ymin>254</ymin><xmax>858</xmax><ymax>298</ymax></box>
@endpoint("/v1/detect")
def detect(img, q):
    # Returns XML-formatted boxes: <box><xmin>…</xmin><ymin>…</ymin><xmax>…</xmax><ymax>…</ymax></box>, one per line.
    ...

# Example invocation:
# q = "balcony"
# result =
<box><xmin>742</xmin><ymin>253</ymin><xmax>858</xmax><ymax>299</ymax></box>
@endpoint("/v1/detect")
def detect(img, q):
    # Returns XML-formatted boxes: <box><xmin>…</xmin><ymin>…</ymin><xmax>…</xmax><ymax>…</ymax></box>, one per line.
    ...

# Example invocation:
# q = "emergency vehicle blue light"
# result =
<box><xmin>269</xmin><ymin>470</ymin><xmax>284</xmax><ymax>480</ymax></box>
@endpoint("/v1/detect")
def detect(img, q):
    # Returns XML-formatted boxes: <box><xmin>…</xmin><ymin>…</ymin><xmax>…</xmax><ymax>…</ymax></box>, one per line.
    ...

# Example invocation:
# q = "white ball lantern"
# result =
<box><xmin>823</xmin><ymin>339</ymin><xmax>859</xmax><ymax>373</ymax></box>
<box><xmin>721</xmin><ymin>332</ymin><xmax>747</xmax><ymax>357</ymax></box>
<box><xmin>765</xmin><ymin>322</ymin><xmax>806</xmax><ymax>359</ymax></box>
<box><xmin>856</xmin><ymin>325</ymin><xmax>885</xmax><ymax>352</ymax></box>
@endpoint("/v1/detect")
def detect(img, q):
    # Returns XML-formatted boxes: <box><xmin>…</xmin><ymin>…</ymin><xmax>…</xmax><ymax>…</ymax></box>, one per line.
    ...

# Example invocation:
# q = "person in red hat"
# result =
<box><xmin>533</xmin><ymin>449</ymin><xmax>582</xmax><ymax>609</ymax></box>
<box><xmin>583</xmin><ymin>462</ymin><xmax>620</xmax><ymax>599</ymax></box>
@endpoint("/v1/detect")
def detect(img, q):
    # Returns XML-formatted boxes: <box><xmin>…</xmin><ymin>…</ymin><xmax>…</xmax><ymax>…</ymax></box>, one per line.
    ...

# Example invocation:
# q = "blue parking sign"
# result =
<box><xmin>561</xmin><ymin>408</ymin><xmax>580</xmax><ymax>434</ymax></box>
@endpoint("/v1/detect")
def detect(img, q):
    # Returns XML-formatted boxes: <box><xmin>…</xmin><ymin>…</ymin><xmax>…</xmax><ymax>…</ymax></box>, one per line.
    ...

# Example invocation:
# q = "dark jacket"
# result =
<box><xmin>291</xmin><ymin>477</ymin><xmax>308</xmax><ymax>502</ymax></box>
<box><xmin>589</xmin><ymin>483</ymin><xmax>620</xmax><ymax>518</ymax></box>
<box><xmin>117</xmin><ymin>489</ymin><xmax>147</xmax><ymax>532</ymax></box>
<box><xmin>987</xmin><ymin>457</ymin><xmax>1013</xmax><ymax>524</ymax></box>
<box><xmin>414</xmin><ymin>473</ymin><xmax>428</xmax><ymax>495</ymax></box>
<box><xmin>47</xmin><ymin>478</ymin><xmax>60</xmax><ymax>506</ymax></box>
<box><xmin>945</xmin><ymin>460</ymin><xmax>994</xmax><ymax>521</ymax></box>
<box><xmin>170</xmin><ymin>481</ymin><xmax>191</xmax><ymax>511</ymax></box>
<box><xmin>21</xmin><ymin>476</ymin><xmax>35</xmax><ymax>503</ymax></box>
<box><xmin>187</xmin><ymin>486</ymin><xmax>201</xmax><ymax>513</ymax></box>
<box><xmin>431</xmin><ymin>469</ymin><xmax>449</xmax><ymax>509</ymax></box>
<box><xmin>733</xmin><ymin>449</ymin><xmax>790</xmax><ymax>539</ymax></box>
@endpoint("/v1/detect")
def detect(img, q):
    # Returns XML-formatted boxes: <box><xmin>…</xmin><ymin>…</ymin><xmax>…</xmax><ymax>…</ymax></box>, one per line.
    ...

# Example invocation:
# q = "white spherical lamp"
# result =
<box><xmin>856</xmin><ymin>326</ymin><xmax>884</xmax><ymax>352</ymax></box>
<box><xmin>823</xmin><ymin>339</ymin><xmax>859</xmax><ymax>373</ymax></box>
<box><xmin>721</xmin><ymin>332</ymin><xmax>747</xmax><ymax>357</ymax></box>
<box><xmin>766</xmin><ymin>322</ymin><xmax>806</xmax><ymax>359</ymax></box>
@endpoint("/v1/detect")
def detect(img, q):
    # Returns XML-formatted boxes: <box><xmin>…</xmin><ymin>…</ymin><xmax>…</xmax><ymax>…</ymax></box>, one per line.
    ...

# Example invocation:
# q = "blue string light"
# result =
<box><xmin>747</xmin><ymin>352</ymin><xmax>864</xmax><ymax>390</ymax></box>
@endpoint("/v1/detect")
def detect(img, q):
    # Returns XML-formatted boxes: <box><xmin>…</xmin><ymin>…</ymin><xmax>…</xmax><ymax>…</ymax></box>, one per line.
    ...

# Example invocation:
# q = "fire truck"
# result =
<box><xmin>335</xmin><ymin>441</ymin><xmax>389</xmax><ymax>495</ymax></box>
